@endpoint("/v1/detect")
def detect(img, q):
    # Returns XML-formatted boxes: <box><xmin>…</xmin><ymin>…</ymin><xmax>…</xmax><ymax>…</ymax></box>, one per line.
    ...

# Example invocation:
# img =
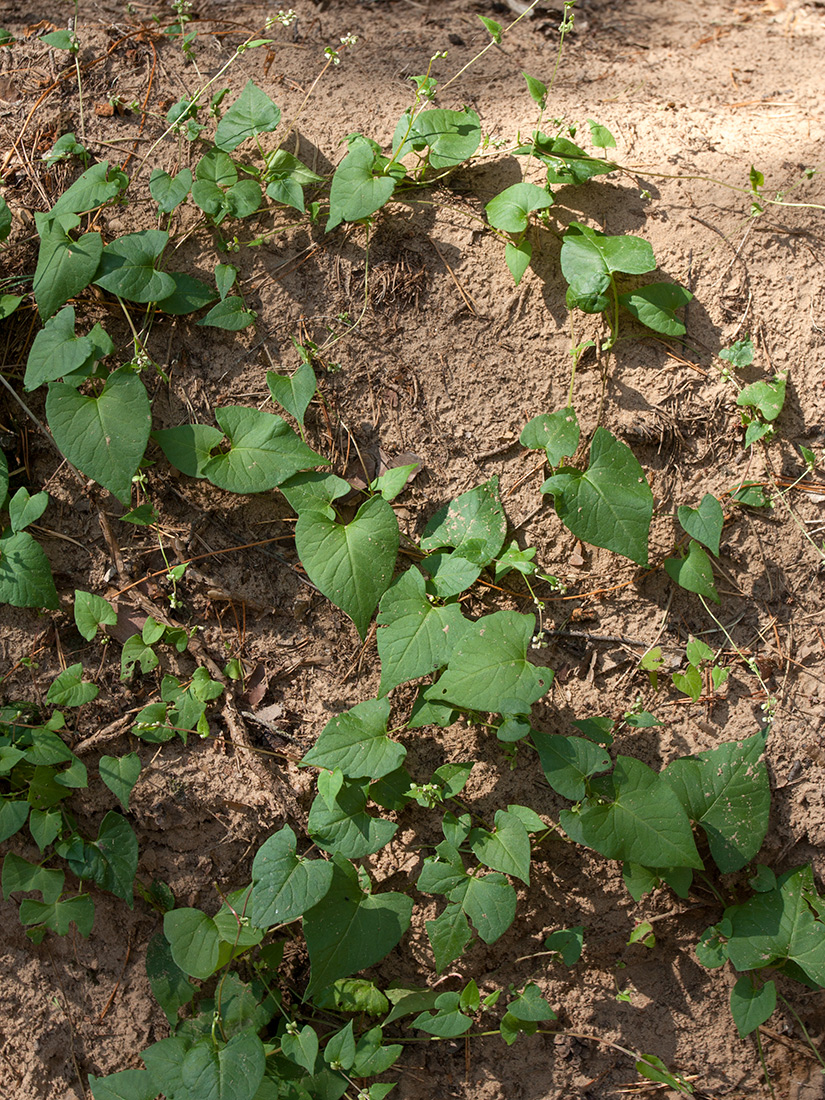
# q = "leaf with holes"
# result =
<box><xmin>421</xmin><ymin>477</ymin><xmax>506</xmax><ymax>566</ymax></box>
<box><xmin>520</xmin><ymin>407</ymin><xmax>580</xmax><ymax>467</ymax></box>
<box><xmin>296</xmin><ymin>496</ymin><xmax>399</xmax><ymax>639</ymax></box>
<box><xmin>664</xmin><ymin>731</ymin><xmax>769</xmax><ymax>874</ymax></box>
<box><xmin>542</xmin><ymin>428</ymin><xmax>652</xmax><ymax>565</ymax></box>
<box><xmin>46</xmin><ymin>369</ymin><xmax>151</xmax><ymax>504</ymax></box>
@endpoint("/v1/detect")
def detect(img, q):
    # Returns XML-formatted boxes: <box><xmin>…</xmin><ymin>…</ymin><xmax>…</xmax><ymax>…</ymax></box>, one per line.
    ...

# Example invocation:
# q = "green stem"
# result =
<box><xmin>439</xmin><ymin>0</ymin><xmax>544</xmax><ymax>96</ymax></box>
<box><xmin>776</xmin><ymin>993</ymin><xmax>825</xmax><ymax>1070</ymax></box>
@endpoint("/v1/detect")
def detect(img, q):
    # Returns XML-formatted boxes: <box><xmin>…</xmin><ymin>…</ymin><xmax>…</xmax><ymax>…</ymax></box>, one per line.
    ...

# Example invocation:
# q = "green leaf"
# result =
<box><xmin>250</xmin><ymin>825</ymin><xmax>334</xmax><ymax>927</ymax></box>
<box><xmin>215</xmin><ymin>264</ymin><xmax>238</xmax><ymax>301</ymax></box>
<box><xmin>302</xmin><ymin>697</ymin><xmax>405</xmax><ymax>779</ymax></box>
<box><xmin>265</xmin><ymin>150</ymin><xmax>323</xmax><ymax>212</ymax></box>
<box><xmin>425</xmin><ymin>903</ymin><xmax>473</xmax><ymax>972</ymax></box>
<box><xmin>730</xmin><ymin>977</ymin><xmax>776</xmax><ymax>1038</ymax></box>
<box><xmin>479</xmin><ymin>15</ymin><xmax>503</xmax><ymax>42</ymax></box>
<box><xmin>396</xmin><ymin>108</ymin><xmax>482</xmax><ymax>170</ymax></box>
<box><xmin>421</xmin><ymin>477</ymin><xmax>507</xmax><ymax>566</ymax></box>
<box><xmin>0</xmin><ymin>530</ymin><xmax>59</xmax><ymax>608</ymax></box>
<box><xmin>74</xmin><ymin>590</ymin><xmax>117</xmax><ymax>640</ymax></box>
<box><xmin>664</xmin><ymin>539</ymin><xmax>719</xmax><ymax>603</ymax></box>
<box><xmin>504</xmin><ymin>238</ymin><xmax>532</xmax><ymax>285</ymax></box>
<box><xmin>663</xmin><ymin>731</ymin><xmax>769</xmax><ymax>874</ymax></box>
<box><xmin>560</xmin><ymin>756</ymin><xmax>703</xmax><ymax>869</ymax></box>
<box><xmin>0</xmin><ymin>294</ymin><xmax>22</xmax><ymax>320</ymax></box>
<box><xmin>214</xmin><ymin>80</ymin><xmax>281</xmax><ymax>151</ymax></box>
<box><xmin>520</xmin><ymin>407</ymin><xmax>580</xmax><ymax>467</ymax></box>
<box><xmin>8</xmin><ymin>488</ymin><xmax>48</xmax><ymax>532</ymax></box>
<box><xmin>51</xmin><ymin>161</ymin><xmax>125</xmax><ymax>217</ymax></box>
<box><xmin>522</xmin><ymin>71</ymin><xmax>547</xmax><ymax>105</ymax></box>
<box><xmin>677</xmin><ymin>495</ymin><xmax>723</xmax><ymax>557</ymax></box>
<box><xmin>530</xmin><ymin>730</ymin><xmax>611</xmax><ymax>800</ymax></box>
<box><xmin>425</xmin><ymin>610</ymin><xmax>551</xmax><ymax>714</ymax></box>
<box><xmin>507</xmin><ymin>982</ymin><xmax>556</xmax><ymax>1022</ymax></box>
<box><xmin>303</xmin><ymin>858</ymin><xmax>412</xmax><ymax>998</ymax></box>
<box><xmin>324</xmin><ymin>1021</ymin><xmax>356</xmax><ymax>1071</ymax></box>
<box><xmin>618</xmin><ymin>283</ymin><xmax>692</xmax><ymax>336</ymax></box>
<box><xmin>542</xmin><ymin>428</ymin><xmax>652</xmax><ymax>565</ymax></box>
<box><xmin>634</xmin><ymin>1054</ymin><xmax>694</xmax><ymax>1094</ymax></box>
<box><xmin>197</xmin><ymin>296</ymin><xmax>256</xmax><ymax>330</ymax></box>
<box><xmin>46</xmin><ymin>663</ymin><xmax>98</xmax><ymax>706</ymax></box>
<box><xmin>24</xmin><ymin>305</ymin><xmax>94</xmax><ymax>390</ymax></box>
<box><xmin>457</xmin><ymin>872</ymin><xmax>517</xmax><ymax>943</ymax></box>
<box><xmin>376</xmin><ymin>567</ymin><xmax>468</xmax><ymax>694</ymax></box>
<box><xmin>88</xmin><ymin>1069</ymin><xmax>159</xmax><ymax>1100</ymax></box>
<box><xmin>2</xmin><ymin>853</ymin><xmax>64</xmax><ymax>903</ymax></box>
<box><xmin>282</xmin><ymin>1025</ymin><xmax>319</xmax><ymax>1075</ymax></box>
<box><xmin>182</xmin><ymin>1030</ymin><xmax>266</xmax><ymax>1100</ymax></box>
<box><xmin>28</xmin><ymin>808</ymin><xmax>63</xmax><ymax>851</ymax></box>
<box><xmin>586</xmin><ymin>119</ymin><xmax>616</xmax><ymax>148</ymax></box>
<box><xmin>149</xmin><ymin>167</ymin><xmax>193</xmax><ymax>213</ymax></box>
<box><xmin>485</xmin><ymin>183</ymin><xmax>553</xmax><ymax>234</ymax></box>
<box><xmin>672</xmin><ymin>663</ymin><xmax>703</xmax><ymax>701</ymax></box>
<box><xmin>46</xmin><ymin>368</ymin><xmax>151</xmax><ymax>504</ymax></box>
<box><xmin>32</xmin><ymin>211</ymin><xmax>104</xmax><ymax>320</ymax></box>
<box><xmin>279</xmin><ymin>471</ymin><xmax>351</xmax><ymax>518</ymax></box>
<box><xmin>94</xmin><ymin>230</ymin><xmax>175</xmax><ymax>303</ymax></box>
<box><xmin>737</xmin><ymin>376</ymin><xmax>786</xmax><ymax>422</ymax></box>
<box><xmin>151</xmin><ymin>423</ymin><xmax>224</xmax><ymax>479</ymax></box>
<box><xmin>146</xmin><ymin>931</ymin><xmax>196</xmax><ymax>1027</ymax></box>
<box><xmin>351</xmin><ymin>1027</ymin><xmax>401</xmax><ymax>1077</ymax></box>
<box><xmin>59</xmin><ymin>813</ymin><xmax>138</xmax><ymax>904</ymax></box>
<box><xmin>560</xmin><ymin>222</ymin><xmax>655</xmax><ymax>314</ymax></box>
<box><xmin>121</xmin><ymin>636</ymin><xmax>159</xmax><ymax>681</ymax></box>
<box><xmin>543</xmin><ymin>926</ymin><xmax>584</xmax><ymax>966</ymax></box>
<box><xmin>420</xmin><ymin>550</ymin><xmax>481</xmax><ymax>599</ymax></box>
<box><xmin>685</xmin><ymin>637</ymin><xmax>713</xmax><ymax>665</ymax></box>
<box><xmin>308</xmin><ymin>778</ymin><xmax>397</xmax><ymax>859</ymax></box>
<box><xmin>203</xmin><ymin>406</ymin><xmax>325</xmax><ymax>494</ymax></box>
<box><xmin>719</xmin><ymin>337</ymin><xmax>754</xmax><ymax>368</ymax></box>
<box><xmin>42</xmin><ymin>29</ymin><xmax>76</xmax><ymax>50</ymax></box>
<box><xmin>19</xmin><ymin>893</ymin><xmax>94</xmax><ymax>939</ymax></box>
<box><xmin>723</xmin><ymin>865</ymin><xmax>825</xmax><ymax>986</ymax></box>
<box><xmin>267</xmin><ymin>362</ymin><xmax>316</xmax><ymax>426</ymax></box>
<box><xmin>327</xmin><ymin>137</ymin><xmax>396</xmax><ymax>232</ymax></box>
<box><xmin>412</xmin><ymin>992</ymin><xmax>472</xmax><ymax>1037</ymax></box>
<box><xmin>296</xmin><ymin>495</ymin><xmax>399</xmax><ymax>639</ymax></box>
<box><xmin>470</xmin><ymin>809</ymin><xmax>531</xmax><ymax>884</ymax></box>
<box><xmin>155</xmin><ymin>272</ymin><xmax>217</xmax><ymax>315</ymax></box>
<box><xmin>0</xmin><ymin>196</ymin><xmax>11</xmax><ymax>242</ymax></box>
<box><xmin>164</xmin><ymin>907</ymin><xmax>222</xmax><ymax>979</ymax></box>
<box><xmin>370</xmin><ymin>463</ymin><xmax>419</xmax><ymax>502</ymax></box>
<box><xmin>99</xmin><ymin>753</ymin><xmax>141</xmax><ymax>810</ymax></box>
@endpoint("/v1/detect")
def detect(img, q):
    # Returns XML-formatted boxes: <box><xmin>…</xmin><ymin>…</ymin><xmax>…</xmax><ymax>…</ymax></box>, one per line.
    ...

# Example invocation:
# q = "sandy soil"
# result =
<box><xmin>1</xmin><ymin>0</ymin><xmax>825</xmax><ymax>1097</ymax></box>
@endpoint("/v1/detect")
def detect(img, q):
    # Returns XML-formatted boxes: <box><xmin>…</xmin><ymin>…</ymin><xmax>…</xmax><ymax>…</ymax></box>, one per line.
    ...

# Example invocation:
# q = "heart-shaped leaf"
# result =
<box><xmin>94</xmin><ymin>230</ymin><xmax>175</xmax><ymax>303</ymax></box>
<box><xmin>46</xmin><ymin>369</ymin><xmax>151</xmax><ymax>504</ymax></box>
<box><xmin>214</xmin><ymin>79</ymin><xmax>281</xmax><ymax>151</ymax></box>
<box><xmin>295</xmin><ymin>496</ymin><xmax>399</xmax><ymax>638</ymax></box>
<box><xmin>677</xmin><ymin>494</ymin><xmax>723</xmax><ymax>557</ymax></box>
<box><xmin>202</xmin><ymin>406</ymin><xmax>325</xmax><ymax>493</ymax></box>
